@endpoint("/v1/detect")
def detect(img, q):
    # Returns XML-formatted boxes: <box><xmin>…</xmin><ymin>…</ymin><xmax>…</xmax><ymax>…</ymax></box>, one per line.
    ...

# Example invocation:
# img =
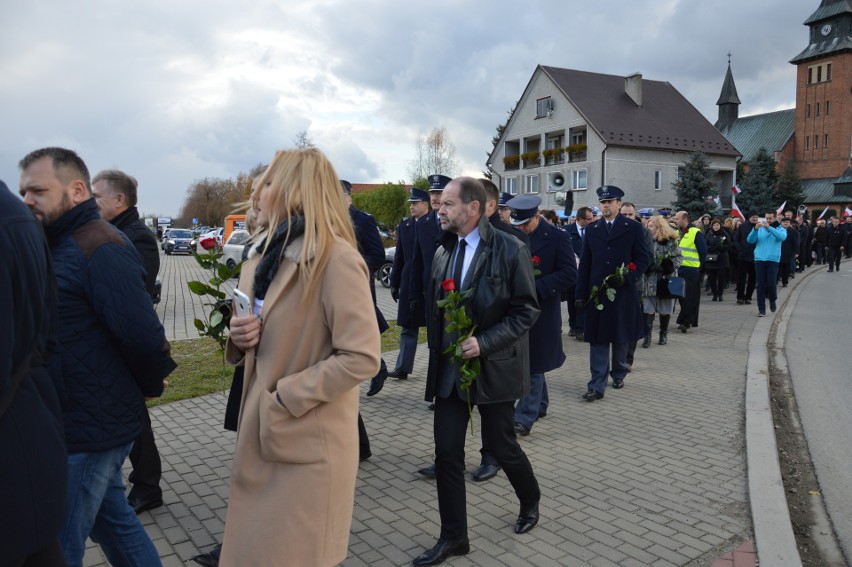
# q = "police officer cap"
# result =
<box><xmin>595</xmin><ymin>185</ymin><xmax>625</xmax><ymax>202</ymax></box>
<box><xmin>340</xmin><ymin>180</ymin><xmax>352</xmax><ymax>195</ymax></box>
<box><xmin>408</xmin><ymin>188</ymin><xmax>429</xmax><ymax>202</ymax></box>
<box><xmin>428</xmin><ymin>174</ymin><xmax>452</xmax><ymax>191</ymax></box>
<box><xmin>498</xmin><ymin>192</ymin><xmax>514</xmax><ymax>207</ymax></box>
<box><xmin>658</xmin><ymin>207</ymin><xmax>672</xmax><ymax>217</ymax></box>
<box><xmin>506</xmin><ymin>195</ymin><xmax>541</xmax><ymax>225</ymax></box>
<box><xmin>592</xmin><ymin>206</ymin><xmax>601</xmax><ymax>216</ymax></box>
<box><xmin>638</xmin><ymin>207</ymin><xmax>654</xmax><ymax>218</ymax></box>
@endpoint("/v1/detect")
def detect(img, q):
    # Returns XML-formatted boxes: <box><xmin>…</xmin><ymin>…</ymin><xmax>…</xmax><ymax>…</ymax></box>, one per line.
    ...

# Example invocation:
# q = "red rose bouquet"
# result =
<box><xmin>436</xmin><ymin>278</ymin><xmax>479</xmax><ymax>431</ymax></box>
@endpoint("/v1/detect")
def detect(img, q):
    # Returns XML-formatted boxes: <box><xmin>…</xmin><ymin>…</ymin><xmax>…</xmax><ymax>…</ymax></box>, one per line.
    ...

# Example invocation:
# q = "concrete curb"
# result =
<box><xmin>745</xmin><ymin>266</ymin><xmax>825</xmax><ymax>567</ymax></box>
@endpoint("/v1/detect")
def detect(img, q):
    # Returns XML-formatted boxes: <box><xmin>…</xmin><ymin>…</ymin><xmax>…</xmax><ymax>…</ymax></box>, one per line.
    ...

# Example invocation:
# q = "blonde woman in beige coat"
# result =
<box><xmin>222</xmin><ymin>147</ymin><xmax>381</xmax><ymax>566</ymax></box>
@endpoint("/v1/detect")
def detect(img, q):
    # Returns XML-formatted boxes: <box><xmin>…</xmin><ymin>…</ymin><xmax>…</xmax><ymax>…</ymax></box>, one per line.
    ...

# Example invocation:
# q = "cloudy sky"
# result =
<box><xmin>1</xmin><ymin>0</ymin><xmax>813</xmax><ymax>217</ymax></box>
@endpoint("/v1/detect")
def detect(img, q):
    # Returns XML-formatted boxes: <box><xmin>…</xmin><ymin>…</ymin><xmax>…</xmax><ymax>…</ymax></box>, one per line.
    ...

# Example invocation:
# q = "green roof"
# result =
<box><xmin>803</xmin><ymin>0</ymin><xmax>852</xmax><ymax>25</ymax></box>
<box><xmin>717</xmin><ymin>109</ymin><xmax>795</xmax><ymax>162</ymax></box>
<box><xmin>802</xmin><ymin>177</ymin><xmax>852</xmax><ymax>204</ymax></box>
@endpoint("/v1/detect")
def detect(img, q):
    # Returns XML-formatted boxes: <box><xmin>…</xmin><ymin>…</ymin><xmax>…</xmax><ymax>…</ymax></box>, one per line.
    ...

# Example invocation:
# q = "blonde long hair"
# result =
<box><xmin>647</xmin><ymin>215</ymin><xmax>679</xmax><ymax>242</ymax></box>
<box><xmin>256</xmin><ymin>147</ymin><xmax>356</xmax><ymax>299</ymax></box>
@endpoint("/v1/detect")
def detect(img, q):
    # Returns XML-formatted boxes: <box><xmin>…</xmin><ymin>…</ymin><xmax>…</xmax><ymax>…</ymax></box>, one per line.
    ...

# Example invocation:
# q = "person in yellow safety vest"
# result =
<box><xmin>673</xmin><ymin>211</ymin><xmax>707</xmax><ymax>332</ymax></box>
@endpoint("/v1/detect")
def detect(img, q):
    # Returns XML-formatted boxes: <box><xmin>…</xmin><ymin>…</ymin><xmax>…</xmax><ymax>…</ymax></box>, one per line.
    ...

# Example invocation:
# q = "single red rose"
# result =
<box><xmin>628</xmin><ymin>262</ymin><xmax>637</xmax><ymax>271</ymax></box>
<box><xmin>200</xmin><ymin>237</ymin><xmax>216</xmax><ymax>250</ymax></box>
<box><xmin>441</xmin><ymin>278</ymin><xmax>456</xmax><ymax>292</ymax></box>
<box><xmin>532</xmin><ymin>255</ymin><xmax>541</xmax><ymax>266</ymax></box>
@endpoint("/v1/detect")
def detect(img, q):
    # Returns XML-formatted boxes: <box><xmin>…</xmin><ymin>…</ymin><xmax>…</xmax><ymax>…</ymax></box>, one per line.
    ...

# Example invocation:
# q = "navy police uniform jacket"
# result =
<box><xmin>44</xmin><ymin>199</ymin><xmax>176</xmax><ymax>453</ymax></box>
<box><xmin>409</xmin><ymin>209</ymin><xmax>443</xmax><ymax>326</ymax></box>
<box><xmin>528</xmin><ymin>221</ymin><xmax>576</xmax><ymax>373</ymax></box>
<box><xmin>350</xmin><ymin>205</ymin><xmax>388</xmax><ymax>333</ymax></box>
<box><xmin>389</xmin><ymin>215</ymin><xmax>420</xmax><ymax>328</ymax></box>
<box><xmin>575</xmin><ymin>214</ymin><xmax>650</xmax><ymax>344</ymax></box>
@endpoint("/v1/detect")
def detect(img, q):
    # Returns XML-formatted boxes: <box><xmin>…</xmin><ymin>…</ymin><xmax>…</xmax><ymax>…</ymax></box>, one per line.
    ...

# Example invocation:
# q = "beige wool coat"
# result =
<box><xmin>220</xmin><ymin>236</ymin><xmax>380</xmax><ymax>567</ymax></box>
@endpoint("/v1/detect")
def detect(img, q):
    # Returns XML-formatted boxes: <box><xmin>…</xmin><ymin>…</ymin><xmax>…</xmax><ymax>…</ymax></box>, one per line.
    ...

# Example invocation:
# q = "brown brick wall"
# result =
<box><xmin>794</xmin><ymin>52</ymin><xmax>852</xmax><ymax>180</ymax></box>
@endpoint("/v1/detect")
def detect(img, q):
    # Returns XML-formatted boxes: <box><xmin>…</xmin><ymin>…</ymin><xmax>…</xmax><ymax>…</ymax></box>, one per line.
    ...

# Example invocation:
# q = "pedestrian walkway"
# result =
<box><xmin>86</xmin><ymin>254</ymin><xmax>794</xmax><ymax>566</ymax></box>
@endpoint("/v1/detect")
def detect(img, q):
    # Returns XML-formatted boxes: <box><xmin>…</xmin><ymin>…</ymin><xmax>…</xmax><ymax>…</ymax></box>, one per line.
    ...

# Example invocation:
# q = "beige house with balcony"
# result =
<box><xmin>487</xmin><ymin>65</ymin><xmax>741</xmax><ymax>214</ymax></box>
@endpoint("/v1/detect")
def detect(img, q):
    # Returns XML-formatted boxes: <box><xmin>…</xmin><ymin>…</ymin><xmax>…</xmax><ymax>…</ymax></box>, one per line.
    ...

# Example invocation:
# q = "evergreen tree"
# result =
<box><xmin>671</xmin><ymin>151</ymin><xmax>714</xmax><ymax>219</ymax></box>
<box><xmin>738</xmin><ymin>148</ymin><xmax>778</xmax><ymax>215</ymax></box>
<box><xmin>775</xmin><ymin>159</ymin><xmax>805</xmax><ymax>213</ymax></box>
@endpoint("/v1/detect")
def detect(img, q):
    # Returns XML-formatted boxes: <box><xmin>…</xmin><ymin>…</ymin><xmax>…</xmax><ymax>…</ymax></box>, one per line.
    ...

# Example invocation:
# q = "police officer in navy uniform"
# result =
<box><xmin>409</xmin><ymin>175</ymin><xmax>451</xmax><ymax>335</ymax></box>
<box><xmin>388</xmin><ymin>188</ymin><xmax>431</xmax><ymax>380</ymax></box>
<box><xmin>497</xmin><ymin>191</ymin><xmax>514</xmax><ymax>224</ymax></box>
<box><xmin>574</xmin><ymin>186</ymin><xmax>650</xmax><ymax>401</ymax></box>
<box><xmin>508</xmin><ymin>195</ymin><xmax>576</xmax><ymax>435</ymax></box>
<box><xmin>341</xmin><ymin>180</ymin><xmax>388</xmax><ymax>461</ymax></box>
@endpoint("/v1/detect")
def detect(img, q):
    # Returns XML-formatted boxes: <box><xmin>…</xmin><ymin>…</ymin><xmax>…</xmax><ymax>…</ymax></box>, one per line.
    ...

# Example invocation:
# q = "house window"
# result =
<box><xmin>816</xmin><ymin>103</ymin><xmax>820</xmax><ymax>117</ymax></box>
<box><xmin>827</xmin><ymin>63</ymin><xmax>832</xmax><ymax>81</ymax></box>
<box><xmin>524</xmin><ymin>174</ymin><xmax>539</xmax><ymax>194</ymax></box>
<box><xmin>808</xmin><ymin>62</ymin><xmax>833</xmax><ymax>85</ymax></box>
<box><xmin>814</xmin><ymin>135</ymin><xmax>819</xmax><ymax>149</ymax></box>
<box><xmin>571</xmin><ymin>169</ymin><xmax>587</xmax><ymax>191</ymax></box>
<box><xmin>504</xmin><ymin>177</ymin><xmax>518</xmax><ymax>195</ymax></box>
<box><xmin>805</xmin><ymin>136</ymin><xmax>810</xmax><ymax>150</ymax></box>
<box><xmin>654</xmin><ymin>170</ymin><xmax>662</xmax><ymax>191</ymax></box>
<box><xmin>825</xmin><ymin>100</ymin><xmax>830</xmax><ymax>115</ymax></box>
<box><xmin>536</xmin><ymin>97</ymin><xmax>552</xmax><ymax>118</ymax></box>
<box><xmin>817</xmin><ymin>66</ymin><xmax>822</xmax><ymax>82</ymax></box>
<box><xmin>808</xmin><ymin>67</ymin><xmax>813</xmax><ymax>84</ymax></box>
<box><xmin>824</xmin><ymin>134</ymin><xmax>829</xmax><ymax>148</ymax></box>
<box><xmin>807</xmin><ymin>104</ymin><xmax>811</xmax><ymax>118</ymax></box>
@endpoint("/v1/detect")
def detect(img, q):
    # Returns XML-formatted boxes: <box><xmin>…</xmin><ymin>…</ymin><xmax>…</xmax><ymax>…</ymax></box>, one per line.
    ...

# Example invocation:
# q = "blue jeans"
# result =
<box><xmin>754</xmin><ymin>261</ymin><xmax>779</xmax><ymax>313</ymax></box>
<box><xmin>588</xmin><ymin>343</ymin><xmax>629</xmax><ymax>394</ymax></box>
<box><xmin>393</xmin><ymin>326</ymin><xmax>418</xmax><ymax>374</ymax></box>
<box><xmin>514</xmin><ymin>373</ymin><xmax>546</xmax><ymax>430</ymax></box>
<box><xmin>60</xmin><ymin>442</ymin><xmax>162</xmax><ymax>567</ymax></box>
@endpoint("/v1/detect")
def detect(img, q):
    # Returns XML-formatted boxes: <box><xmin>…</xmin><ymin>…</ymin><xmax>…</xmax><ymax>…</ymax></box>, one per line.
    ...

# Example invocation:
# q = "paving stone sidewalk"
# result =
<box><xmin>85</xmin><ymin>253</ymin><xmax>781</xmax><ymax>566</ymax></box>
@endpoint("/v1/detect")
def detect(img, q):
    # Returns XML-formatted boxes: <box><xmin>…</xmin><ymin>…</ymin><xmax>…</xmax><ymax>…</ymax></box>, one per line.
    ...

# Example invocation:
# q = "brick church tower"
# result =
<box><xmin>790</xmin><ymin>0</ymin><xmax>852</xmax><ymax>180</ymax></box>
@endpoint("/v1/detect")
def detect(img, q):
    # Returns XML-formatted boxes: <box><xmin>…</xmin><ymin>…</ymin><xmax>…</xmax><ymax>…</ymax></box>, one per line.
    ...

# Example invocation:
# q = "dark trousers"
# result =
<box><xmin>128</xmin><ymin>408</ymin><xmax>162</xmax><ymax>501</ymax></box>
<box><xmin>676</xmin><ymin>268</ymin><xmax>701</xmax><ymax>327</ymax></box>
<box><xmin>736</xmin><ymin>260</ymin><xmax>756</xmax><ymax>300</ymax></box>
<box><xmin>358</xmin><ymin>414</ymin><xmax>370</xmax><ymax>459</ymax></box>
<box><xmin>4</xmin><ymin>540</ymin><xmax>66</xmax><ymax>567</ymax></box>
<box><xmin>434</xmin><ymin>390</ymin><xmax>540</xmax><ymax>540</ymax></box>
<box><xmin>565</xmin><ymin>285</ymin><xmax>583</xmax><ymax>332</ymax></box>
<box><xmin>779</xmin><ymin>261</ymin><xmax>792</xmax><ymax>285</ymax></box>
<box><xmin>815</xmin><ymin>242</ymin><xmax>825</xmax><ymax>264</ymax></box>
<box><xmin>827</xmin><ymin>246</ymin><xmax>842</xmax><ymax>270</ymax></box>
<box><xmin>707</xmin><ymin>268</ymin><xmax>727</xmax><ymax>297</ymax></box>
<box><xmin>754</xmin><ymin>261</ymin><xmax>779</xmax><ymax>313</ymax></box>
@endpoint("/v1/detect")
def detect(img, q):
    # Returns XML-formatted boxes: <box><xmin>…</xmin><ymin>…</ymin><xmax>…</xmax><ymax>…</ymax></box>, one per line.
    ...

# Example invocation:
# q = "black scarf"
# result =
<box><xmin>253</xmin><ymin>216</ymin><xmax>306</xmax><ymax>301</ymax></box>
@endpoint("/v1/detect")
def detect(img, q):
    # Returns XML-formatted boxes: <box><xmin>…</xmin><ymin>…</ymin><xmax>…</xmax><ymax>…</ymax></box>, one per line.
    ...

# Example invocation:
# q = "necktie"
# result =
<box><xmin>579</xmin><ymin>227</ymin><xmax>585</xmax><ymax>239</ymax></box>
<box><xmin>606</xmin><ymin>222</ymin><xmax>612</xmax><ymax>234</ymax></box>
<box><xmin>453</xmin><ymin>240</ymin><xmax>467</xmax><ymax>290</ymax></box>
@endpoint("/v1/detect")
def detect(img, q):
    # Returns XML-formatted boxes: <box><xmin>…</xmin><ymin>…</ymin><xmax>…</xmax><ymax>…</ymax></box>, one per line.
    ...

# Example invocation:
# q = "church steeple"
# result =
<box><xmin>715</xmin><ymin>56</ymin><xmax>741</xmax><ymax>130</ymax></box>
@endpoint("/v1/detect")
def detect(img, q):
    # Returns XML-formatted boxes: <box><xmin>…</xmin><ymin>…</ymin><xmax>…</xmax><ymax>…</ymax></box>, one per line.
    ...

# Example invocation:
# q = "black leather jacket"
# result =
<box><xmin>424</xmin><ymin>215</ymin><xmax>540</xmax><ymax>404</ymax></box>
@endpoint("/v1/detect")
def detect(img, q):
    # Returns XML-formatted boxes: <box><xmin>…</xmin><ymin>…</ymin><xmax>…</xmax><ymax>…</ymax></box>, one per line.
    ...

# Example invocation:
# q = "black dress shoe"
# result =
<box><xmin>514</xmin><ymin>502</ymin><xmax>540</xmax><ymax>534</ymax></box>
<box><xmin>388</xmin><ymin>368</ymin><xmax>409</xmax><ymax>379</ymax></box>
<box><xmin>413</xmin><ymin>537</ymin><xmax>470</xmax><ymax>566</ymax></box>
<box><xmin>417</xmin><ymin>464</ymin><xmax>437</xmax><ymax>479</ymax></box>
<box><xmin>582</xmin><ymin>389</ymin><xmax>603</xmax><ymax>401</ymax></box>
<box><xmin>568</xmin><ymin>328</ymin><xmax>576</xmax><ymax>337</ymax></box>
<box><xmin>513</xmin><ymin>422</ymin><xmax>530</xmax><ymax>436</ymax></box>
<box><xmin>472</xmin><ymin>464</ymin><xmax>500</xmax><ymax>482</ymax></box>
<box><xmin>612</xmin><ymin>379</ymin><xmax>624</xmax><ymax>389</ymax></box>
<box><xmin>128</xmin><ymin>496</ymin><xmax>163</xmax><ymax>515</ymax></box>
<box><xmin>575</xmin><ymin>333</ymin><xmax>584</xmax><ymax>341</ymax></box>
<box><xmin>191</xmin><ymin>544</ymin><xmax>221</xmax><ymax>567</ymax></box>
<box><xmin>366</xmin><ymin>374</ymin><xmax>386</xmax><ymax>396</ymax></box>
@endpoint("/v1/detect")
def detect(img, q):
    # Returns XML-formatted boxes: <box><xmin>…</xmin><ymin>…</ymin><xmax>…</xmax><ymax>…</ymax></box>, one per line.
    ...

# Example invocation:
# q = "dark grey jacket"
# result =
<box><xmin>424</xmin><ymin>215</ymin><xmax>540</xmax><ymax>404</ymax></box>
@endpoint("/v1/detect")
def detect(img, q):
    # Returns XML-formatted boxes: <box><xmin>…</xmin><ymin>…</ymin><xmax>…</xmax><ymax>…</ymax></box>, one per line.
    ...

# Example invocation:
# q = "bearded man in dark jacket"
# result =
<box><xmin>19</xmin><ymin>147</ymin><xmax>175</xmax><ymax>567</ymax></box>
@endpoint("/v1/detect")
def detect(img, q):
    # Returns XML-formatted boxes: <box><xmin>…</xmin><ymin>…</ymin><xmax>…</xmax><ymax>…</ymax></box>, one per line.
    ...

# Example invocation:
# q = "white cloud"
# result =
<box><xmin>0</xmin><ymin>0</ymin><xmax>808</xmax><ymax>215</ymax></box>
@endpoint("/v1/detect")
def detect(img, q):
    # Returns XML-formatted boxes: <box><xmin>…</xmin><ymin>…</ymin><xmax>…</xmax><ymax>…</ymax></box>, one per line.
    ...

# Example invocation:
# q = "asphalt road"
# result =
<box><xmin>784</xmin><ymin>264</ymin><xmax>852</xmax><ymax>561</ymax></box>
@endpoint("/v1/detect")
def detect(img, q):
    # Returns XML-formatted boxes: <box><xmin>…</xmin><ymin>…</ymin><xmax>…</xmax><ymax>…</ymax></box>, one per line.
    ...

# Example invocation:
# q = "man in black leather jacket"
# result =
<box><xmin>413</xmin><ymin>177</ymin><xmax>541</xmax><ymax>567</ymax></box>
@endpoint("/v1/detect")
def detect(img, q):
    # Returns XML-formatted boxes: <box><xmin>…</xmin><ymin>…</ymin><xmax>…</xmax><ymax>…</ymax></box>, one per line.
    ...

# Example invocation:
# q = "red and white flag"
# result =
<box><xmin>731</xmin><ymin>199</ymin><xmax>745</xmax><ymax>220</ymax></box>
<box><xmin>776</xmin><ymin>201</ymin><xmax>787</xmax><ymax>215</ymax></box>
<box><xmin>817</xmin><ymin>206</ymin><xmax>830</xmax><ymax>220</ymax></box>
<box><xmin>731</xmin><ymin>185</ymin><xmax>742</xmax><ymax>194</ymax></box>
<box><xmin>844</xmin><ymin>207</ymin><xmax>852</xmax><ymax>217</ymax></box>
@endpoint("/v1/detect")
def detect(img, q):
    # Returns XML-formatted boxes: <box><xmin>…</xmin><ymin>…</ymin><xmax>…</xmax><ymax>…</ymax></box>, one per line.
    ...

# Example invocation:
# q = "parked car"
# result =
<box><xmin>164</xmin><ymin>228</ymin><xmax>196</xmax><ymax>255</ymax></box>
<box><xmin>192</xmin><ymin>225</ymin><xmax>211</xmax><ymax>237</ymax></box>
<box><xmin>221</xmin><ymin>229</ymin><xmax>250</xmax><ymax>273</ymax></box>
<box><xmin>377</xmin><ymin>246</ymin><xmax>395</xmax><ymax>288</ymax></box>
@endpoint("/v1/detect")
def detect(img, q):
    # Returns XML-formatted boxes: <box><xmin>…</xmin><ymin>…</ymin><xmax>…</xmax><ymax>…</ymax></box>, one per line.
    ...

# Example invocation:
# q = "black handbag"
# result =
<box><xmin>705</xmin><ymin>253</ymin><xmax>719</xmax><ymax>263</ymax></box>
<box><xmin>657</xmin><ymin>276</ymin><xmax>686</xmax><ymax>299</ymax></box>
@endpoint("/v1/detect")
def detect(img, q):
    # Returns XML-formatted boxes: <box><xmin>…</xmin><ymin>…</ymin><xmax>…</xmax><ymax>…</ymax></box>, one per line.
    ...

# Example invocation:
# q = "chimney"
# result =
<box><xmin>624</xmin><ymin>72</ymin><xmax>642</xmax><ymax>108</ymax></box>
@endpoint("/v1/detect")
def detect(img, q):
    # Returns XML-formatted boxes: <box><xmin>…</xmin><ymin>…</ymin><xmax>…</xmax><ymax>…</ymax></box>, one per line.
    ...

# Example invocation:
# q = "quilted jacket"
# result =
<box><xmin>44</xmin><ymin>199</ymin><xmax>175</xmax><ymax>453</ymax></box>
